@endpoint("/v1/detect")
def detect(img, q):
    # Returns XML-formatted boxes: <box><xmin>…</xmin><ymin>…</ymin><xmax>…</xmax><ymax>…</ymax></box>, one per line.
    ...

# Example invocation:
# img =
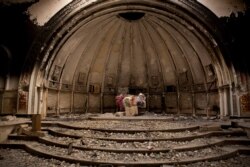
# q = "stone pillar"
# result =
<box><xmin>229</xmin><ymin>84</ymin><xmax>234</xmax><ymax>116</ymax></box>
<box><xmin>31</xmin><ymin>114</ymin><xmax>41</xmax><ymax>131</ymax></box>
<box><xmin>219</xmin><ymin>88</ymin><xmax>224</xmax><ymax>119</ymax></box>
<box><xmin>219</xmin><ymin>85</ymin><xmax>231</xmax><ymax>119</ymax></box>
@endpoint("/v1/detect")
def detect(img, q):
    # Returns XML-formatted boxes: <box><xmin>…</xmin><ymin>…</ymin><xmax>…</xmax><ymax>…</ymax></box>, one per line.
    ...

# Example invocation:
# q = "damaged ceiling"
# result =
<box><xmin>34</xmin><ymin>0</ymin><xmax>224</xmax><ymax>114</ymax></box>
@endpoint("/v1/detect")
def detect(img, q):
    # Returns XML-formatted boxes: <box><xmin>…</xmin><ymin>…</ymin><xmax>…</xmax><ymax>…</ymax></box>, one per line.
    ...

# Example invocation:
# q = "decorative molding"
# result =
<box><xmin>51</xmin><ymin>65</ymin><xmax>62</xmax><ymax>81</ymax></box>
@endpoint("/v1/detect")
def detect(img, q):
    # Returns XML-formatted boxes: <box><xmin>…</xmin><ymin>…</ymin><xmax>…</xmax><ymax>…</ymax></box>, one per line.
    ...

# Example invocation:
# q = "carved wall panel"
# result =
<box><xmin>77</xmin><ymin>72</ymin><xmax>86</xmax><ymax>84</ymax></box>
<box><xmin>117</xmin><ymin>87</ymin><xmax>128</xmax><ymax>95</ymax></box>
<box><xmin>47</xmin><ymin>90</ymin><xmax>57</xmax><ymax>114</ymax></box>
<box><xmin>232</xmin><ymin>94</ymin><xmax>238</xmax><ymax>116</ymax></box>
<box><xmin>195</xmin><ymin>93</ymin><xmax>207</xmax><ymax>110</ymax></box>
<box><xmin>73</xmin><ymin>93</ymin><xmax>87</xmax><ymax>112</ymax></box>
<box><xmin>149</xmin><ymin>88</ymin><xmax>162</xmax><ymax>94</ymax></box>
<box><xmin>193</xmin><ymin>84</ymin><xmax>206</xmax><ymax>92</ymax></box>
<box><xmin>129</xmin><ymin>87</ymin><xmax>147</xmax><ymax>94</ymax></box>
<box><xmin>48</xmin><ymin>81</ymin><xmax>60</xmax><ymax>89</ymax></box>
<box><xmin>165</xmin><ymin>85</ymin><xmax>176</xmax><ymax>92</ymax></box>
<box><xmin>103</xmin><ymin>95</ymin><xmax>116</xmax><ymax>112</ymax></box>
<box><xmin>151</xmin><ymin>76</ymin><xmax>159</xmax><ymax>87</ymax></box>
<box><xmin>179</xmin><ymin>93</ymin><xmax>192</xmax><ymax>111</ymax></box>
<box><xmin>51</xmin><ymin>65</ymin><xmax>62</xmax><ymax>81</ymax></box>
<box><xmin>149</xmin><ymin>95</ymin><xmax>162</xmax><ymax>111</ymax></box>
<box><xmin>89</xmin><ymin>84</ymin><xmax>100</xmax><ymax>94</ymax></box>
<box><xmin>240</xmin><ymin>94</ymin><xmax>250</xmax><ymax>113</ymax></box>
<box><xmin>0</xmin><ymin>92</ymin><xmax>2</xmax><ymax>113</ymax></box>
<box><xmin>207</xmin><ymin>81</ymin><xmax>218</xmax><ymax>91</ymax></box>
<box><xmin>88</xmin><ymin>94</ymin><xmax>100</xmax><ymax>113</ymax></box>
<box><xmin>205</xmin><ymin>64</ymin><xmax>216</xmax><ymax>81</ymax></box>
<box><xmin>208</xmin><ymin>92</ymin><xmax>219</xmax><ymax>109</ymax></box>
<box><xmin>103</xmin><ymin>87</ymin><xmax>115</xmax><ymax>94</ymax></box>
<box><xmin>59</xmin><ymin>92</ymin><xmax>71</xmax><ymax>111</ymax></box>
<box><xmin>75</xmin><ymin>85</ymin><xmax>87</xmax><ymax>93</ymax></box>
<box><xmin>165</xmin><ymin>94</ymin><xmax>178</xmax><ymax>113</ymax></box>
<box><xmin>2</xmin><ymin>91</ymin><xmax>17</xmax><ymax>114</ymax></box>
<box><xmin>61</xmin><ymin>83</ymin><xmax>72</xmax><ymax>91</ymax></box>
<box><xmin>179</xmin><ymin>85</ymin><xmax>192</xmax><ymax>92</ymax></box>
<box><xmin>17</xmin><ymin>91</ymin><xmax>28</xmax><ymax>114</ymax></box>
<box><xmin>105</xmin><ymin>75</ymin><xmax>114</xmax><ymax>87</ymax></box>
<box><xmin>178</xmin><ymin>71</ymin><xmax>188</xmax><ymax>85</ymax></box>
<box><xmin>3</xmin><ymin>98</ymin><xmax>17</xmax><ymax>114</ymax></box>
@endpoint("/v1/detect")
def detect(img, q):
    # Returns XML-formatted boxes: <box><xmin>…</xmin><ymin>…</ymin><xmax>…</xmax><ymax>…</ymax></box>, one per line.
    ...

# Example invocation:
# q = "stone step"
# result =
<box><xmin>40</xmin><ymin>121</ymin><xmax>200</xmax><ymax>133</ymax></box>
<box><xmin>44</xmin><ymin>127</ymin><xmax>246</xmax><ymax>142</ymax></box>
<box><xmin>1</xmin><ymin>141</ymin><xmax>249</xmax><ymax>166</ymax></box>
<box><xmin>6</xmin><ymin>134</ymin><xmax>250</xmax><ymax>154</ymax></box>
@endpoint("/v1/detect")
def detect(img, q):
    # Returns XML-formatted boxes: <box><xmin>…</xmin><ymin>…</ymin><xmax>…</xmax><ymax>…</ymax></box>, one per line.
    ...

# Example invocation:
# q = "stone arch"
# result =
<box><xmin>0</xmin><ymin>44</ymin><xmax>12</xmax><ymax>90</ymax></box>
<box><xmin>20</xmin><ymin>0</ymin><xmax>236</xmax><ymax>117</ymax></box>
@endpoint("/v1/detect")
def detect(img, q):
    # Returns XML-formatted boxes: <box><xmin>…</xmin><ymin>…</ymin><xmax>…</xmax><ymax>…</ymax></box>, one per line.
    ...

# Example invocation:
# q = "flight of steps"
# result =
<box><xmin>1</xmin><ymin>117</ymin><xmax>250</xmax><ymax>166</ymax></box>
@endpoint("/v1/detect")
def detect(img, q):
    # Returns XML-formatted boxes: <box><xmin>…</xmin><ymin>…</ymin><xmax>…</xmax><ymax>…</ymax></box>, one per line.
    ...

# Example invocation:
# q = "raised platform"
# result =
<box><xmin>1</xmin><ymin>114</ymin><xmax>250</xmax><ymax>166</ymax></box>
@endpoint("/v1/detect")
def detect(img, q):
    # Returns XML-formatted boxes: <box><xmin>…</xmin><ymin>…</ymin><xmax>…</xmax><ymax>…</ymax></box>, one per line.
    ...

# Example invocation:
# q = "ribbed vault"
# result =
<box><xmin>21</xmin><ymin>0</ymin><xmax>234</xmax><ymax>117</ymax></box>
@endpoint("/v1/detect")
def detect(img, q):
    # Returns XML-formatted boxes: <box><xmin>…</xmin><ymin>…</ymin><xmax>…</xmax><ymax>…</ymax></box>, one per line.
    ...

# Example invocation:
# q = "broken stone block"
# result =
<box><xmin>15</xmin><ymin>125</ymin><xmax>44</xmax><ymax>137</ymax></box>
<box><xmin>125</xmin><ymin>106</ymin><xmax>138</xmax><ymax>116</ymax></box>
<box><xmin>19</xmin><ymin>124</ymin><xmax>29</xmax><ymax>128</ymax></box>
<box><xmin>31</xmin><ymin>114</ymin><xmax>41</xmax><ymax>131</ymax></box>
<box><xmin>1</xmin><ymin>115</ymin><xmax>16</xmax><ymax>121</ymax></box>
<box><xmin>68</xmin><ymin>142</ymin><xmax>74</xmax><ymax>155</ymax></box>
<box><xmin>31</xmin><ymin>131</ymin><xmax>45</xmax><ymax>137</ymax></box>
<box><xmin>246</xmin><ymin>130</ymin><xmax>250</xmax><ymax>138</ymax></box>
<box><xmin>231</xmin><ymin>121</ymin><xmax>239</xmax><ymax>128</ymax></box>
<box><xmin>200</xmin><ymin>125</ymin><xmax>222</xmax><ymax>132</ymax></box>
<box><xmin>114</xmin><ymin>112</ymin><xmax>125</xmax><ymax>117</ymax></box>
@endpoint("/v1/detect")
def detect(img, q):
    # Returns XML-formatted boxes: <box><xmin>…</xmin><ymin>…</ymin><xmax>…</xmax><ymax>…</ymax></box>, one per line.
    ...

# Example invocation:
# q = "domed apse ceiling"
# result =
<box><xmin>44</xmin><ymin>8</ymin><xmax>220</xmax><ymax>115</ymax></box>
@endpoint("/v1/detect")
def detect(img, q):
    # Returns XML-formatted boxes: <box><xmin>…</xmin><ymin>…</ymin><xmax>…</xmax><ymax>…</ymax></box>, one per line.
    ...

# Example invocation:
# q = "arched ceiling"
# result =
<box><xmin>21</xmin><ymin>0</ymin><xmax>236</xmax><ymax>115</ymax></box>
<box><xmin>25</xmin><ymin>0</ymin><xmax>247</xmax><ymax>26</ymax></box>
<box><xmin>49</xmin><ymin>11</ymin><xmax>214</xmax><ymax>90</ymax></box>
<box><xmin>39</xmin><ymin>0</ymin><xmax>227</xmax><ymax>93</ymax></box>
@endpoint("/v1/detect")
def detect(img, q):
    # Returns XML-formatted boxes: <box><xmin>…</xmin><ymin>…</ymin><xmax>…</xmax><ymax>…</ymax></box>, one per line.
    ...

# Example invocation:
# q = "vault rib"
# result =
<box><xmin>85</xmin><ymin>18</ymin><xmax>119</xmax><ymax>112</ymax></box>
<box><xmin>145</xmin><ymin>15</ymin><xmax>195</xmax><ymax>114</ymax></box>
<box><xmin>61</xmin><ymin>16</ymin><xmax>117</xmax><ymax>84</ymax></box>
<box><xmin>136</xmin><ymin>20</ymin><xmax>150</xmax><ymax>111</ymax></box>
<box><xmin>146</xmin><ymin>13</ymin><xmax>218</xmax><ymax>115</ymax></box>
<box><xmin>100</xmin><ymin>19</ymin><xmax>123</xmax><ymax>113</ymax></box>
<box><xmin>141</xmin><ymin>16</ymin><xmax>180</xmax><ymax>114</ymax></box>
<box><xmin>141</xmin><ymin>18</ymin><xmax>165</xmax><ymax>89</ymax></box>
<box><xmin>148</xmin><ymin>15</ymin><xmax>208</xmax><ymax>84</ymax></box>
<box><xmin>117</xmin><ymin>21</ymin><xmax>131</xmax><ymax>87</ymax></box>
<box><xmin>148</xmin><ymin>15</ymin><xmax>210</xmax><ymax>114</ymax></box>
<box><xmin>45</xmin><ymin>14</ymin><xmax>115</xmax><ymax>81</ymax></box>
<box><xmin>115</xmin><ymin>21</ymin><xmax>127</xmax><ymax>91</ymax></box>
<box><xmin>129</xmin><ymin>22</ymin><xmax>133</xmax><ymax>87</ymax></box>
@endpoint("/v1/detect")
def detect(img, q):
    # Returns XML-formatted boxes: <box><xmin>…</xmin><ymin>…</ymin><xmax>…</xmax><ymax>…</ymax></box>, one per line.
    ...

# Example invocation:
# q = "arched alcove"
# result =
<box><xmin>20</xmin><ymin>0</ymin><xmax>235</xmax><ymax>117</ymax></box>
<box><xmin>0</xmin><ymin>45</ymin><xmax>11</xmax><ymax>90</ymax></box>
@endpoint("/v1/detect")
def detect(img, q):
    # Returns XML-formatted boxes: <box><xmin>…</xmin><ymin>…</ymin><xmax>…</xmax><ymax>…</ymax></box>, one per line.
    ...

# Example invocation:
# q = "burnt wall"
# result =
<box><xmin>0</xmin><ymin>2</ymin><xmax>39</xmax><ymax>81</ymax></box>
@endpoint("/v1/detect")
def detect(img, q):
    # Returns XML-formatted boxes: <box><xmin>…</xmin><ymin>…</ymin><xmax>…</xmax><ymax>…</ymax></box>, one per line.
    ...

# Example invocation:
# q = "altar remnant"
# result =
<box><xmin>115</xmin><ymin>94</ymin><xmax>125</xmax><ymax>111</ymax></box>
<box><xmin>116</xmin><ymin>93</ymin><xmax>146</xmax><ymax>116</ymax></box>
<box><xmin>32</xmin><ymin>114</ymin><xmax>41</xmax><ymax>131</ymax></box>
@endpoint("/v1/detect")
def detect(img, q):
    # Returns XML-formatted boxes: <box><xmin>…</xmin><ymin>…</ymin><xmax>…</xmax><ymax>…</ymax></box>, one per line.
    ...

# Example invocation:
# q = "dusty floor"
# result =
<box><xmin>1</xmin><ymin>148</ymin><xmax>250</xmax><ymax>167</ymax></box>
<box><xmin>1</xmin><ymin>113</ymin><xmax>250</xmax><ymax>166</ymax></box>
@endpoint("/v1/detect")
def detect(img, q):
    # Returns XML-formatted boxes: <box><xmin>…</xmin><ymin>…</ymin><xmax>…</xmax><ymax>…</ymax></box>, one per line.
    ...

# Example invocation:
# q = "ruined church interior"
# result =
<box><xmin>1</xmin><ymin>0</ymin><xmax>250</xmax><ymax>166</ymax></box>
